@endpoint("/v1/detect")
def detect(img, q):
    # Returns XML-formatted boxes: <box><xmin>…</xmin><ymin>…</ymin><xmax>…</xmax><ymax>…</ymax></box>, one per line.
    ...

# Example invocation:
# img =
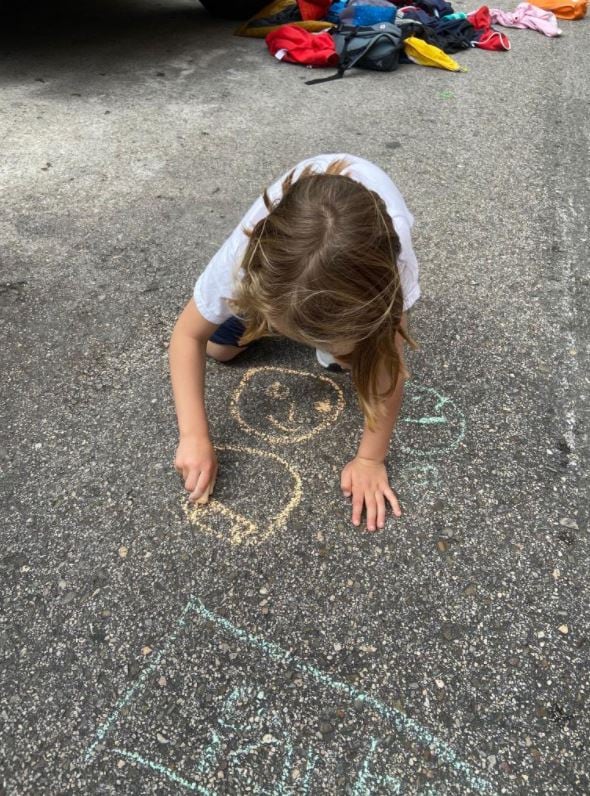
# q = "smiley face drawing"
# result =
<box><xmin>185</xmin><ymin>373</ymin><xmax>466</xmax><ymax>544</ymax></box>
<box><xmin>396</xmin><ymin>383</ymin><xmax>466</xmax><ymax>458</ymax></box>
<box><xmin>230</xmin><ymin>367</ymin><xmax>345</xmax><ymax>445</ymax></box>
<box><xmin>184</xmin><ymin>445</ymin><xmax>302</xmax><ymax>546</ymax></box>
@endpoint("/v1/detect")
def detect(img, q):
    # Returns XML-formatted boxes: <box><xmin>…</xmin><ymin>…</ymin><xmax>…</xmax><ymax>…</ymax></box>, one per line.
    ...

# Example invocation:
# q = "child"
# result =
<box><xmin>169</xmin><ymin>153</ymin><xmax>420</xmax><ymax>532</ymax></box>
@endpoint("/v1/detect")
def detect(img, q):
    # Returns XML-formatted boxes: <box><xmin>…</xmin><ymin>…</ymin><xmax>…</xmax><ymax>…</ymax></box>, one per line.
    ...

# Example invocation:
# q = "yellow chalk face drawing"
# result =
<box><xmin>183</xmin><ymin>378</ymin><xmax>464</xmax><ymax>545</ymax></box>
<box><xmin>183</xmin><ymin>445</ymin><xmax>302</xmax><ymax>546</ymax></box>
<box><xmin>231</xmin><ymin>367</ymin><xmax>345</xmax><ymax>444</ymax></box>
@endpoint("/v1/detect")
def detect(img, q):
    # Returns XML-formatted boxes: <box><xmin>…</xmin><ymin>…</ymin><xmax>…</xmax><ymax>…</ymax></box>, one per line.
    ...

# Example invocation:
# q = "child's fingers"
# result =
<box><xmin>340</xmin><ymin>469</ymin><xmax>352</xmax><ymax>499</ymax></box>
<box><xmin>384</xmin><ymin>487</ymin><xmax>402</xmax><ymax>517</ymax></box>
<box><xmin>196</xmin><ymin>475</ymin><xmax>217</xmax><ymax>505</ymax></box>
<box><xmin>365</xmin><ymin>492</ymin><xmax>378</xmax><ymax>532</ymax></box>
<box><xmin>376</xmin><ymin>492</ymin><xmax>386</xmax><ymax>530</ymax></box>
<box><xmin>351</xmin><ymin>491</ymin><xmax>364</xmax><ymax>527</ymax></box>
<box><xmin>195</xmin><ymin>487</ymin><xmax>211</xmax><ymax>505</ymax></box>
<box><xmin>189</xmin><ymin>470</ymin><xmax>213</xmax><ymax>503</ymax></box>
<box><xmin>184</xmin><ymin>467</ymin><xmax>199</xmax><ymax>494</ymax></box>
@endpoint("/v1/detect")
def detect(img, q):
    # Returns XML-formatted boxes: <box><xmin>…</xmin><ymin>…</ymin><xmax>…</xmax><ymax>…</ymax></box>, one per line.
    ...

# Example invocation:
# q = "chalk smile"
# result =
<box><xmin>268</xmin><ymin>402</ymin><xmax>301</xmax><ymax>433</ymax></box>
<box><xmin>231</xmin><ymin>366</ymin><xmax>345</xmax><ymax>444</ymax></box>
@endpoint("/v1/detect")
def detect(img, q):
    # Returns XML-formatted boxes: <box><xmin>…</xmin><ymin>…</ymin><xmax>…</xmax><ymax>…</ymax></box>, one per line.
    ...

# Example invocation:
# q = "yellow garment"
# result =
<box><xmin>403</xmin><ymin>37</ymin><xmax>467</xmax><ymax>72</ymax></box>
<box><xmin>235</xmin><ymin>0</ymin><xmax>334</xmax><ymax>38</ymax></box>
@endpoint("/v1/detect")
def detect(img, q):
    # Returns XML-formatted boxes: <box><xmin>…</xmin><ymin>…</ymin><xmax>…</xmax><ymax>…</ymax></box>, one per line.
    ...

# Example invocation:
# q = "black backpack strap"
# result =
<box><xmin>305</xmin><ymin>27</ymin><xmax>356</xmax><ymax>86</ymax></box>
<box><xmin>305</xmin><ymin>69</ymin><xmax>345</xmax><ymax>86</ymax></box>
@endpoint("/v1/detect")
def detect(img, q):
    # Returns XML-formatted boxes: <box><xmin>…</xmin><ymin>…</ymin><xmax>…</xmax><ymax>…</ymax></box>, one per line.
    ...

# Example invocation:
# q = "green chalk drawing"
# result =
<box><xmin>230</xmin><ymin>740</ymin><xmax>264</xmax><ymax>761</ymax></box>
<box><xmin>193</xmin><ymin>683</ymin><xmax>300</xmax><ymax>795</ymax></box>
<box><xmin>195</xmin><ymin>730</ymin><xmax>221</xmax><ymax>776</ymax></box>
<box><xmin>401</xmin><ymin>463</ymin><xmax>440</xmax><ymax>488</ymax></box>
<box><xmin>399</xmin><ymin>383</ymin><xmax>466</xmax><ymax>458</ymax></box>
<box><xmin>218</xmin><ymin>685</ymin><xmax>256</xmax><ymax>730</ymax></box>
<box><xmin>353</xmin><ymin>737</ymin><xmax>402</xmax><ymax>794</ymax></box>
<box><xmin>273</xmin><ymin>731</ymin><xmax>295</xmax><ymax>796</ymax></box>
<box><xmin>192</xmin><ymin>600</ymin><xmax>494</xmax><ymax>793</ymax></box>
<box><xmin>300</xmin><ymin>748</ymin><xmax>318</xmax><ymax>792</ymax></box>
<box><xmin>111</xmin><ymin>748</ymin><xmax>214</xmax><ymax>795</ymax></box>
<box><xmin>404</xmin><ymin>416</ymin><xmax>447</xmax><ymax>426</ymax></box>
<box><xmin>84</xmin><ymin>599</ymin><xmax>195</xmax><ymax>763</ymax></box>
<box><xmin>85</xmin><ymin>598</ymin><xmax>496</xmax><ymax>795</ymax></box>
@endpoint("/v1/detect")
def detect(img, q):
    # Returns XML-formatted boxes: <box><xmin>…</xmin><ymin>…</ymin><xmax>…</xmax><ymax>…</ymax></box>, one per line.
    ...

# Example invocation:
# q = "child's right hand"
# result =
<box><xmin>174</xmin><ymin>435</ymin><xmax>218</xmax><ymax>504</ymax></box>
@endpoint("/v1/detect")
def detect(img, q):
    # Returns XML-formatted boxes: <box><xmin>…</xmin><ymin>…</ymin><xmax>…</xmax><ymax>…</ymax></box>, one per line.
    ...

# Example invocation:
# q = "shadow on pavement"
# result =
<box><xmin>0</xmin><ymin>0</ymin><xmax>216</xmax><ymax>52</ymax></box>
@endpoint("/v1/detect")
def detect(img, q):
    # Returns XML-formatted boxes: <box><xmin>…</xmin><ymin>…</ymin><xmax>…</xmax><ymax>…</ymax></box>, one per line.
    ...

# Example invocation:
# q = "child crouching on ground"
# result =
<box><xmin>169</xmin><ymin>154</ymin><xmax>420</xmax><ymax>532</ymax></box>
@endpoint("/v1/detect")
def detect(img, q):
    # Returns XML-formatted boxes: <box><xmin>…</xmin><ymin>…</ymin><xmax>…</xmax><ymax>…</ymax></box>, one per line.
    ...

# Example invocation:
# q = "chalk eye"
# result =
<box><xmin>265</xmin><ymin>381</ymin><xmax>289</xmax><ymax>400</ymax></box>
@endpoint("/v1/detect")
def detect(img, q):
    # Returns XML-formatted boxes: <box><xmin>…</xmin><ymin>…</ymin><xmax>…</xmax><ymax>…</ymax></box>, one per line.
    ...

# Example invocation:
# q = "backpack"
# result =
<box><xmin>306</xmin><ymin>21</ymin><xmax>404</xmax><ymax>84</ymax></box>
<box><xmin>527</xmin><ymin>0</ymin><xmax>586</xmax><ymax>17</ymax></box>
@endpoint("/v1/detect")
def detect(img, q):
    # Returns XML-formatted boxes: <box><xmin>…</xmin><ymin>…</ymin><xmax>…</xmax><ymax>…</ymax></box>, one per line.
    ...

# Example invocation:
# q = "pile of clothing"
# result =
<box><xmin>235</xmin><ymin>0</ymin><xmax>585</xmax><ymax>75</ymax></box>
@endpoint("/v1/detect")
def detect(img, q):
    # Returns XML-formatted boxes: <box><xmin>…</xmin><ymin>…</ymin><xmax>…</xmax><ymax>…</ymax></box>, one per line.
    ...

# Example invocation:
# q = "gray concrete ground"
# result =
<box><xmin>1</xmin><ymin>1</ymin><xmax>588</xmax><ymax>793</ymax></box>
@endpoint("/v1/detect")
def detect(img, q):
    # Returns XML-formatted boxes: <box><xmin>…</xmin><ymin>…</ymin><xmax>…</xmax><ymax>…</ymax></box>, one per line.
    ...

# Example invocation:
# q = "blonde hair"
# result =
<box><xmin>228</xmin><ymin>158</ymin><xmax>417</xmax><ymax>431</ymax></box>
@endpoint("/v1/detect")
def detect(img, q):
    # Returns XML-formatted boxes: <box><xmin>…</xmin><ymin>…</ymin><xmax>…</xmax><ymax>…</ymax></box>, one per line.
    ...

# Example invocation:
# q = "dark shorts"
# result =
<box><xmin>209</xmin><ymin>315</ymin><xmax>248</xmax><ymax>348</ymax></box>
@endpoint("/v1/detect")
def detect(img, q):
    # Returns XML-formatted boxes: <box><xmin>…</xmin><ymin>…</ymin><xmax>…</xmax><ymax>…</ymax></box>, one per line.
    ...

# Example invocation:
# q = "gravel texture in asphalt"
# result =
<box><xmin>1</xmin><ymin>1</ymin><xmax>588</xmax><ymax>793</ymax></box>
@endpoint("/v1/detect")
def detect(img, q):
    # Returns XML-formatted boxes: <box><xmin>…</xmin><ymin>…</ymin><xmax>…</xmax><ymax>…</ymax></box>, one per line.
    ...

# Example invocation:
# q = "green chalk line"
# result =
<box><xmin>85</xmin><ymin>597</ymin><xmax>495</xmax><ymax>794</ymax></box>
<box><xmin>112</xmin><ymin>748</ymin><xmax>214</xmax><ymax>795</ymax></box>
<box><xmin>191</xmin><ymin>599</ymin><xmax>494</xmax><ymax>794</ymax></box>
<box><xmin>399</xmin><ymin>384</ymin><xmax>466</xmax><ymax>457</ymax></box>
<box><xmin>84</xmin><ymin>599</ymin><xmax>195</xmax><ymax>763</ymax></box>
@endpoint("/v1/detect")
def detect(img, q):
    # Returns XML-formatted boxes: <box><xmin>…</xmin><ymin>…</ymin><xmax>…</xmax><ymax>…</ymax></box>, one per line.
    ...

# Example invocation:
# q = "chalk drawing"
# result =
<box><xmin>399</xmin><ymin>463</ymin><xmax>440</xmax><ymax>489</ymax></box>
<box><xmin>194</xmin><ymin>685</ymin><xmax>298</xmax><ymax>790</ymax></box>
<box><xmin>183</xmin><ymin>445</ymin><xmax>302</xmax><ymax>546</ymax></box>
<box><xmin>230</xmin><ymin>370</ymin><xmax>463</xmax><ymax>457</ymax></box>
<box><xmin>85</xmin><ymin>598</ymin><xmax>496</xmax><ymax>794</ymax></box>
<box><xmin>231</xmin><ymin>367</ymin><xmax>345</xmax><ymax>444</ymax></box>
<box><xmin>190</xmin><ymin>600</ymin><xmax>493</xmax><ymax>793</ymax></box>
<box><xmin>85</xmin><ymin>598</ymin><xmax>195</xmax><ymax>763</ymax></box>
<box><xmin>111</xmin><ymin>748</ymin><xmax>213</xmax><ymax>795</ymax></box>
<box><xmin>216</xmin><ymin>685</ymin><xmax>299</xmax><ymax>794</ymax></box>
<box><xmin>398</xmin><ymin>383</ymin><xmax>466</xmax><ymax>458</ymax></box>
<box><xmin>353</xmin><ymin>737</ymin><xmax>402</xmax><ymax>795</ymax></box>
<box><xmin>300</xmin><ymin>749</ymin><xmax>318</xmax><ymax>792</ymax></box>
<box><xmin>183</xmin><ymin>379</ymin><xmax>465</xmax><ymax>541</ymax></box>
<box><xmin>195</xmin><ymin>729</ymin><xmax>221</xmax><ymax>776</ymax></box>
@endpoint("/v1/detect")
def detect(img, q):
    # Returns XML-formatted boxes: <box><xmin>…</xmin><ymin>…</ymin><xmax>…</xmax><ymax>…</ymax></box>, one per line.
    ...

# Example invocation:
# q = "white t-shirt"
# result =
<box><xmin>194</xmin><ymin>154</ymin><xmax>420</xmax><ymax>325</ymax></box>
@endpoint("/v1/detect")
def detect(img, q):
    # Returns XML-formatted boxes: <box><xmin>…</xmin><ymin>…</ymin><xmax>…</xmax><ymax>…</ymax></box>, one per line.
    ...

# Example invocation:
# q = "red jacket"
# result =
<box><xmin>266</xmin><ymin>24</ymin><xmax>339</xmax><ymax>67</ymax></box>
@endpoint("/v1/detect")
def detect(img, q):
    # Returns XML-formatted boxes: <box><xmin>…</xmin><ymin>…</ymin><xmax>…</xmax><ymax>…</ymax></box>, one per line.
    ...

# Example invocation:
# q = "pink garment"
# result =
<box><xmin>489</xmin><ymin>3</ymin><xmax>562</xmax><ymax>36</ymax></box>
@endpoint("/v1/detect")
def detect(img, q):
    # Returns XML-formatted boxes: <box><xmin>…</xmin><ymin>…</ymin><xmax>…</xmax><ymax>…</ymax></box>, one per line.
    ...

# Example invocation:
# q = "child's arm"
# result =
<box><xmin>340</xmin><ymin>315</ymin><xmax>409</xmax><ymax>531</ymax></box>
<box><xmin>168</xmin><ymin>299</ymin><xmax>220</xmax><ymax>503</ymax></box>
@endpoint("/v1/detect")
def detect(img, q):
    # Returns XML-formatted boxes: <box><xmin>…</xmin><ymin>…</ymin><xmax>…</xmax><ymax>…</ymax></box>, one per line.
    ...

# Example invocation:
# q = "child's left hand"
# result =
<box><xmin>340</xmin><ymin>456</ymin><xmax>401</xmax><ymax>531</ymax></box>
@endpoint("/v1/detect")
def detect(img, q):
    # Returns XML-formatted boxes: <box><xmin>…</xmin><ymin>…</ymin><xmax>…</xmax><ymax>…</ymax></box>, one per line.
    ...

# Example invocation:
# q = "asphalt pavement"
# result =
<box><xmin>0</xmin><ymin>1</ymin><xmax>588</xmax><ymax>793</ymax></box>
